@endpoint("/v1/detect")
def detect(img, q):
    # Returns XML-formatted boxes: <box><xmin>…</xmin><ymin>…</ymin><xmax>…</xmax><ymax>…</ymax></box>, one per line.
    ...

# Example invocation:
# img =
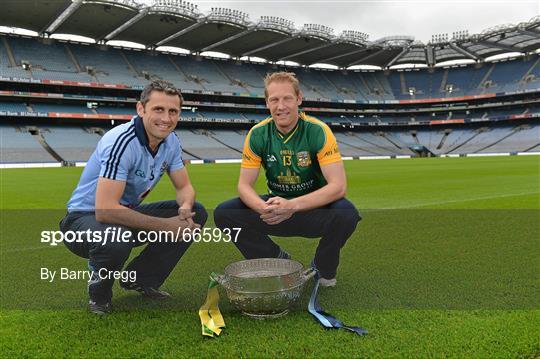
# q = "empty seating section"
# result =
<box><xmin>387</xmin><ymin>72</ymin><xmax>404</xmax><ymax>98</ymax></box>
<box><xmin>415</xmin><ymin>130</ymin><xmax>443</xmax><ymax>150</ymax></box>
<box><xmin>357</xmin><ymin>132</ymin><xmax>412</xmax><ymax>155</ymax></box>
<box><xmin>334</xmin><ymin>132</ymin><xmax>385</xmax><ymax>156</ymax></box>
<box><xmin>175</xmin><ymin>130</ymin><xmax>241</xmax><ymax>159</ymax></box>
<box><xmin>216</xmin><ymin>61</ymin><xmax>265</xmax><ymax>93</ymax></box>
<box><xmin>0</xmin><ymin>42</ymin><xmax>29</xmax><ymax>78</ymax></box>
<box><xmin>0</xmin><ymin>35</ymin><xmax>537</xmax><ymax>100</ymax></box>
<box><xmin>444</xmin><ymin>65</ymin><xmax>490</xmax><ymax>96</ymax></box>
<box><xmin>403</xmin><ymin>71</ymin><xmax>433</xmax><ymax>97</ymax></box>
<box><xmin>210</xmin><ymin>130</ymin><xmax>246</xmax><ymax>151</ymax></box>
<box><xmin>468</xmin><ymin>65</ymin><xmax>491</xmax><ymax>92</ymax></box>
<box><xmin>477</xmin><ymin>125</ymin><xmax>540</xmax><ymax>153</ymax></box>
<box><xmin>172</xmin><ymin>56</ymin><xmax>241</xmax><ymax>93</ymax></box>
<box><xmin>445</xmin><ymin>67</ymin><xmax>474</xmax><ymax>96</ymax></box>
<box><xmin>96</xmin><ymin>106</ymin><xmax>135</xmax><ymax>115</ymax></box>
<box><xmin>486</xmin><ymin>59</ymin><xmax>535</xmax><ymax>91</ymax></box>
<box><xmin>242</xmin><ymin>113</ymin><xmax>268</xmax><ymax>122</ymax></box>
<box><xmin>487</xmin><ymin>107</ymin><xmax>524</xmax><ymax>118</ymax></box>
<box><xmin>2</xmin><ymin>121</ymin><xmax>537</xmax><ymax>163</ymax></box>
<box><xmin>291</xmin><ymin>69</ymin><xmax>337</xmax><ymax>99</ymax></box>
<box><xmin>448</xmin><ymin>128</ymin><xmax>511</xmax><ymax>154</ymax></box>
<box><xmin>0</xmin><ymin>101</ymin><xmax>28</xmax><ymax>112</ymax></box>
<box><xmin>68</xmin><ymin>44</ymin><xmax>140</xmax><ymax>85</ymax></box>
<box><xmin>199</xmin><ymin>112</ymin><xmax>246</xmax><ymax>121</ymax></box>
<box><xmin>40</xmin><ymin>127</ymin><xmax>101</xmax><ymax>161</ymax></box>
<box><xmin>0</xmin><ymin>125</ymin><xmax>56</xmax><ymax>162</ymax></box>
<box><xmin>364</xmin><ymin>72</ymin><xmax>393</xmax><ymax>100</ymax></box>
<box><xmin>320</xmin><ymin>115</ymin><xmax>351</xmax><ymax>124</ymax></box>
<box><xmin>8</xmin><ymin>37</ymin><xmax>74</xmax><ymax>72</ymax></box>
<box><xmin>123</xmin><ymin>50</ymin><xmax>198</xmax><ymax>91</ymax></box>
<box><xmin>429</xmin><ymin>70</ymin><xmax>445</xmax><ymax>97</ymax></box>
<box><xmin>31</xmin><ymin>103</ymin><xmax>93</xmax><ymax>114</ymax></box>
<box><xmin>322</xmin><ymin>72</ymin><xmax>363</xmax><ymax>101</ymax></box>
<box><xmin>436</xmin><ymin>129</ymin><xmax>473</xmax><ymax>154</ymax></box>
<box><xmin>388</xmin><ymin>131</ymin><xmax>416</xmax><ymax>147</ymax></box>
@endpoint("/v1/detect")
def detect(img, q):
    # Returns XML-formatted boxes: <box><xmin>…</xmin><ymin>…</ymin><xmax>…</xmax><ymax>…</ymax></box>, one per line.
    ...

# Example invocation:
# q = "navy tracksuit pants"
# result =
<box><xmin>60</xmin><ymin>200</ymin><xmax>207</xmax><ymax>304</ymax></box>
<box><xmin>213</xmin><ymin>195</ymin><xmax>360</xmax><ymax>279</ymax></box>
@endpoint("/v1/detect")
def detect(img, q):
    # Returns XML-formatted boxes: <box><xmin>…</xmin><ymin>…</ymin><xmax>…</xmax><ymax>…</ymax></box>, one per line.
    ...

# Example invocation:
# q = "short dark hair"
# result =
<box><xmin>140</xmin><ymin>80</ymin><xmax>183</xmax><ymax>106</ymax></box>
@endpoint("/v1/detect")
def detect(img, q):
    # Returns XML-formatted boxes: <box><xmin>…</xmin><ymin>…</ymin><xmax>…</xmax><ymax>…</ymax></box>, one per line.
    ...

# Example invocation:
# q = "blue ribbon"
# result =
<box><xmin>308</xmin><ymin>271</ymin><xmax>368</xmax><ymax>336</ymax></box>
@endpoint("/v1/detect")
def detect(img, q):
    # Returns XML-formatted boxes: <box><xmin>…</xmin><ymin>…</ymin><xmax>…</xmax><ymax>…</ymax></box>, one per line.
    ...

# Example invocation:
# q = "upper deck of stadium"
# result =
<box><xmin>1</xmin><ymin>0</ymin><xmax>539</xmax><ymax>68</ymax></box>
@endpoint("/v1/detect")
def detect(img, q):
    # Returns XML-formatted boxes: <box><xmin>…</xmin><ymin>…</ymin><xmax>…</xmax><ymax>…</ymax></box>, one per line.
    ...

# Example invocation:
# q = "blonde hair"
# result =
<box><xmin>264</xmin><ymin>72</ymin><xmax>300</xmax><ymax>99</ymax></box>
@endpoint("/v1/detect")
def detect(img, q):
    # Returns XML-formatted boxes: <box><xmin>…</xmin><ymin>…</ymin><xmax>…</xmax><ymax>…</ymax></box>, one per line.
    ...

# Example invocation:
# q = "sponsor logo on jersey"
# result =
<box><xmin>159</xmin><ymin>161</ymin><xmax>168</xmax><ymax>176</ymax></box>
<box><xmin>277</xmin><ymin>169</ymin><xmax>300</xmax><ymax>184</ymax></box>
<box><xmin>296</xmin><ymin>151</ymin><xmax>311</xmax><ymax>167</ymax></box>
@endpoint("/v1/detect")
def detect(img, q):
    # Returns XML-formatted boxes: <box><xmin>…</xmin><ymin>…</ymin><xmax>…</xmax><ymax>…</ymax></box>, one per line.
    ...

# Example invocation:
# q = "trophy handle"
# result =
<box><xmin>301</xmin><ymin>267</ymin><xmax>317</xmax><ymax>283</ymax></box>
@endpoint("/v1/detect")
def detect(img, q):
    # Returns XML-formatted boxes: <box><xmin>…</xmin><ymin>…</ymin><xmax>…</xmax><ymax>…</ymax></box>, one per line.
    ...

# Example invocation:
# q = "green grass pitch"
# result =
<box><xmin>0</xmin><ymin>156</ymin><xmax>539</xmax><ymax>357</ymax></box>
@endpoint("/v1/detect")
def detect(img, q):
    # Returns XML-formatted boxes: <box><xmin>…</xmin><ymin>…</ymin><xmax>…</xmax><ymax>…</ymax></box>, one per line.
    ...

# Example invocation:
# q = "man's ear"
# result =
<box><xmin>297</xmin><ymin>91</ymin><xmax>303</xmax><ymax>106</ymax></box>
<box><xmin>136</xmin><ymin>101</ymin><xmax>144</xmax><ymax>117</ymax></box>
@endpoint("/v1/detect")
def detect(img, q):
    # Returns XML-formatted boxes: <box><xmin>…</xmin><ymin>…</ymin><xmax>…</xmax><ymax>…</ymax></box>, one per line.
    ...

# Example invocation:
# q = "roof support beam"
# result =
<box><xmin>102</xmin><ymin>8</ymin><xmax>149</xmax><ymax>42</ymax></box>
<box><xmin>200</xmin><ymin>28</ymin><xmax>254</xmax><ymax>52</ymax></box>
<box><xmin>517</xmin><ymin>29</ymin><xmax>540</xmax><ymax>37</ymax></box>
<box><xmin>280</xmin><ymin>42</ymin><xmax>333</xmax><ymax>61</ymax></box>
<box><xmin>384</xmin><ymin>47</ymin><xmax>410</xmax><ymax>68</ymax></box>
<box><xmin>424</xmin><ymin>45</ymin><xmax>435</xmax><ymax>67</ymax></box>
<box><xmin>522</xmin><ymin>27</ymin><xmax>540</xmax><ymax>35</ymax></box>
<box><xmin>242</xmin><ymin>37</ymin><xmax>294</xmax><ymax>56</ymax></box>
<box><xmin>156</xmin><ymin>21</ymin><xmax>205</xmax><ymax>46</ymax></box>
<box><xmin>476</xmin><ymin>40</ymin><xmax>523</xmax><ymax>53</ymax></box>
<box><xmin>448</xmin><ymin>43</ymin><xmax>481</xmax><ymax>61</ymax></box>
<box><xmin>43</xmin><ymin>0</ymin><xmax>83</xmax><ymax>34</ymax></box>
<box><xmin>346</xmin><ymin>49</ymin><xmax>387</xmax><ymax>67</ymax></box>
<box><xmin>315</xmin><ymin>47</ymin><xmax>368</xmax><ymax>63</ymax></box>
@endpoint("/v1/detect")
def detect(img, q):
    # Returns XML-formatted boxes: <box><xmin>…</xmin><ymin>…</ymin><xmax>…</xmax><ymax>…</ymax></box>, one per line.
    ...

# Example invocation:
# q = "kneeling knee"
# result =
<box><xmin>213</xmin><ymin>201</ymin><xmax>238</xmax><ymax>229</ymax></box>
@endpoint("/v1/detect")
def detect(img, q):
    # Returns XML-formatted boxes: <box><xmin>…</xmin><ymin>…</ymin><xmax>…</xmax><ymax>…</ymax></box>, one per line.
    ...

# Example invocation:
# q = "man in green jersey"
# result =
<box><xmin>214</xmin><ymin>72</ymin><xmax>360</xmax><ymax>286</ymax></box>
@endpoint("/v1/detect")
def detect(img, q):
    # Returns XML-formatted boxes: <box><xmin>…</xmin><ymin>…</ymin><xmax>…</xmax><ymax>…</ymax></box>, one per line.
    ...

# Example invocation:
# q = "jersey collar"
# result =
<box><xmin>134</xmin><ymin>116</ymin><xmax>164</xmax><ymax>158</ymax></box>
<box><xmin>273</xmin><ymin>113</ymin><xmax>302</xmax><ymax>144</ymax></box>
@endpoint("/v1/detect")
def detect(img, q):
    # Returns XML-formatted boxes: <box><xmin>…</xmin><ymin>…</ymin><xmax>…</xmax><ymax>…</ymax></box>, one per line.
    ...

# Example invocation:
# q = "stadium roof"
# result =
<box><xmin>1</xmin><ymin>0</ymin><xmax>539</xmax><ymax>68</ymax></box>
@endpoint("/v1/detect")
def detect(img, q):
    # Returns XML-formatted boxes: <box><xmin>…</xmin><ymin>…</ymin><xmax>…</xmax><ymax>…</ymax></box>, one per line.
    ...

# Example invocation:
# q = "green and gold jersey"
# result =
<box><xmin>241</xmin><ymin>112</ymin><xmax>341</xmax><ymax>198</ymax></box>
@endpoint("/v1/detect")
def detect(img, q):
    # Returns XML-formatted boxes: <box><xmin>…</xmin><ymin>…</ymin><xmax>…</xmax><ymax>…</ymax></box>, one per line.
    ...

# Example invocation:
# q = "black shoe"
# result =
<box><xmin>88</xmin><ymin>300</ymin><xmax>112</xmax><ymax>315</ymax></box>
<box><xmin>120</xmin><ymin>281</ymin><xmax>171</xmax><ymax>300</ymax></box>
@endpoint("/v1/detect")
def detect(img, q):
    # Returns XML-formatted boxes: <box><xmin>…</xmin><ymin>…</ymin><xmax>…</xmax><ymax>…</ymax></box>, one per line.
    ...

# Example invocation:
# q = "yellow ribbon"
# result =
<box><xmin>198</xmin><ymin>274</ymin><xmax>225</xmax><ymax>337</ymax></box>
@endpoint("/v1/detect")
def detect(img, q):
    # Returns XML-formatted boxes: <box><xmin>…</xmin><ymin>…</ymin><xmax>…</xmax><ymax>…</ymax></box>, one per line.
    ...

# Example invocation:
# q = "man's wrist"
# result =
<box><xmin>178</xmin><ymin>202</ymin><xmax>194</xmax><ymax>210</ymax></box>
<box><xmin>288</xmin><ymin>198</ymin><xmax>301</xmax><ymax>212</ymax></box>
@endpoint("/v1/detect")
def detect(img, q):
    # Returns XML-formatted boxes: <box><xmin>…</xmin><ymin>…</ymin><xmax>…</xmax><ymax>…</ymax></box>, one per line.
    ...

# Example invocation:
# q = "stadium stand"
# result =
<box><xmin>0</xmin><ymin>101</ymin><xmax>28</xmax><ymax>112</ymax></box>
<box><xmin>68</xmin><ymin>43</ymin><xmax>141</xmax><ymax>86</ymax></box>
<box><xmin>31</xmin><ymin>103</ymin><xmax>94</xmax><ymax>114</ymax></box>
<box><xmin>208</xmin><ymin>130</ymin><xmax>247</xmax><ymax>152</ymax></box>
<box><xmin>175</xmin><ymin>129</ymin><xmax>242</xmax><ymax>160</ymax></box>
<box><xmin>215</xmin><ymin>61</ymin><xmax>265</xmax><ymax>93</ymax></box>
<box><xmin>172</xmin><ymin>56</ymin><xmax>241</xmax><ymax>93</ymax></box>
<box><xmin>476</xmin><ymin>124</ymin><xmax>540</xmax><ymax>153</ymax></box>
<box><xmin>0</xmin><ymin>11</ymin><xmax>538</xmax><ymax>164</ymax></box>
<box><xmin>0</xmin><ymin>125</ymin><xmax>57</xmax><ymax>162</ymax></box>
<box><xmin>39</xmin><ymin>126</ymin><xmax>101</xmax><ymax>162</ymax></box>
<box><xmin>2</xmin><ymin>34</ymin><xmax>538</xmax><ymax>101</ymax></box>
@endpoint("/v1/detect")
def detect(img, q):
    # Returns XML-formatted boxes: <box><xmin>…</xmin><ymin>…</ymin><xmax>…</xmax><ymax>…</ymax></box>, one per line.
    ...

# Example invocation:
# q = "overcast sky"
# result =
<box><xmin>156</xmin><ymin>0</ymin><xmax>539</xmax><ymax>43</ymax></box>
